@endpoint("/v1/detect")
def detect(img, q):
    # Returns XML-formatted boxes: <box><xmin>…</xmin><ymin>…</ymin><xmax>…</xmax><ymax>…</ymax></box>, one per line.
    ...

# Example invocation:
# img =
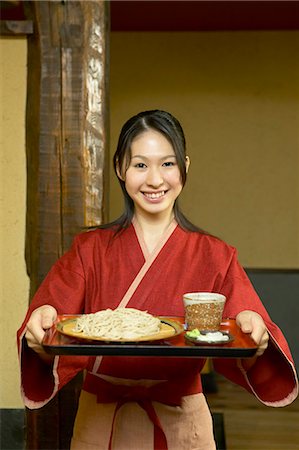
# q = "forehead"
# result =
<box><xmin>130</xmin><ymin>130</ymin><xmax>175</xmax><ymax>157</ymax></box>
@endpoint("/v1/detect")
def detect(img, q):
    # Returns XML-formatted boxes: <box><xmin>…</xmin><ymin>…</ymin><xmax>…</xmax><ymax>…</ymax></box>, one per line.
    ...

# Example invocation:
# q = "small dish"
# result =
<box><xmin>185</xmin><ymin>331</ymin><xmax>234</xmax><ymax>346</ymax></box>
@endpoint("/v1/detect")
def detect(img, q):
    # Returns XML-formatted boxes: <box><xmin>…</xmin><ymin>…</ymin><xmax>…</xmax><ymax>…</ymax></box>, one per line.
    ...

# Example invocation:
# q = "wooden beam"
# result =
<box><xmin>23</xmin><ymin>2</ymin><xmax>110</xmax><ymax>447</ymax></box>
<box><xmin>24</xmin><ymin>0</ymin><xmax>110</xmax><ymax>297</ymax></box>
<box><xmin>0</xmin><ymin>19</ymin><xmax>33</xmax><ymax>35</ymax></box>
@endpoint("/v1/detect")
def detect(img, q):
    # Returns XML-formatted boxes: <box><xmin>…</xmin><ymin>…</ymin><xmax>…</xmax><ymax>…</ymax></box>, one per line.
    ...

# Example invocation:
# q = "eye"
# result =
<box><xmin>134</xmin><ymin>162</ymin><xmax>147</xmax><ymax>169</ymax></box>
<box><xmin>162</xmin><ymin>161</ymin><xmax>175</xmax><ymax>167</ymax></box>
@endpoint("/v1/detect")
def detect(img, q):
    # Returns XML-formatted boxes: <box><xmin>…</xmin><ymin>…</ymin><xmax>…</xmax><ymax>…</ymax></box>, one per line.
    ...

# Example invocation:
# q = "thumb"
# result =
<box><xmin>240</xmin><ymin>320</ymin><xmax>252</xmax><ymax>334</ymax></box>
<box><xmin>236</xmin><ymin>310</ymin><xmax>254</xmax><ymax>334</ymax></box>
<box><xmin>41</xmin><ymin>307</ymin><xmax>57</xmax><ymax>329</ymax></box>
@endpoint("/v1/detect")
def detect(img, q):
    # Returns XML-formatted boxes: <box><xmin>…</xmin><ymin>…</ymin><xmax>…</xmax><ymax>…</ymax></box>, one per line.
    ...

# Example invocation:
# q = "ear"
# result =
<box><xmin>116</xmin><ymin>160</ymin><xmax>125</xmax><ymax>181</ymax></box>
<box><xmin>185</xmin><ymin>156</ymin><xmax>190</xmax><ymax>173</ymax></box>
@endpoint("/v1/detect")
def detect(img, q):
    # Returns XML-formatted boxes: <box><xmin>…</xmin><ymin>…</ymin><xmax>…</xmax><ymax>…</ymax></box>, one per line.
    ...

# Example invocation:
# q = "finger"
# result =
<box><xmin>260</xmin><ymin>331</ymin><xmax>269</xmax><ymax>349</ymax></box>
<box><xmin>250</xmin><ymin>318</ymin><xmax>268</xmax><ymax>344</ymax></box>
<box><xmin>254</xmin><ymin>331</ymin><xmax>269</xmax><ymax>356</ymax></box>
<box><xmin>25</xmin><ymin>326</ymin><xmax>45</xmax><ymax>346</ymax></box>
<box><xmin>41</xmin><ymin>311</ymin><xmax>56</xmax><ymax>329</ymax></box>
<box><xmin>250</xmin><ymin>328</ymin><xmax>264</xmax><ymax>346</ymax></box>
<box><xmin>256</xmin><ymin>345</ymin><xmax>267</xmax><ymax>357</ymax></box>
<box><xmin>239</xmin><ymin>319</ymin><xmax>253</xmax><ymax>334</ymax></box>
<box><xmin>25</xmin><ymin>330</ymin><xmax>43</xmax><ymax>354</ymax></box>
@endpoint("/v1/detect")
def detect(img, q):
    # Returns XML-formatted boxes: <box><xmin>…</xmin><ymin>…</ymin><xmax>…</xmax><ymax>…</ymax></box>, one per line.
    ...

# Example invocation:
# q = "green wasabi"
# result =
<box><xmin>186</xmin><ymin>329</ymin><xmax>201</xmax><ymax>338</ymax></box>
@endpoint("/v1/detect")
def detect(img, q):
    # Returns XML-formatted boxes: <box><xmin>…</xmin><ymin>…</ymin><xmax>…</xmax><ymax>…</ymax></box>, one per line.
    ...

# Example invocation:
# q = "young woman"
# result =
<box><xmin>18</xmin><ymin>110</ymin><xmax>298</xmax><ymax>450</ymax></box>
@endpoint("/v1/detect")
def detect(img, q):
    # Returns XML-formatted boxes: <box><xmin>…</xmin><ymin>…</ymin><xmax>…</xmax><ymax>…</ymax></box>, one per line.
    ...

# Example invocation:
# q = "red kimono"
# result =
<box><xmin>17</xmin><ymin>220</ymin><xmax>298</xmax><ymax>448</ymax></box>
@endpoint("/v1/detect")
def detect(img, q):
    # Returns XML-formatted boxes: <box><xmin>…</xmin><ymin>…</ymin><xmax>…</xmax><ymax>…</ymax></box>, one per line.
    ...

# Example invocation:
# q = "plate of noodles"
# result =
<box><xmin>56</xmin><ymin>308</ymin><xmax>184</xmax><ymax>342</ymax></box>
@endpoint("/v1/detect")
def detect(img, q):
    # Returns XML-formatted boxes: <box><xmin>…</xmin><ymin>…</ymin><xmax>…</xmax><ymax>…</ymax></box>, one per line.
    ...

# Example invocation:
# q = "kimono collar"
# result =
<box><xmin>132</xmin><ymin>215</ymin><xmax>178</xmax><ymax>260</ymax></box>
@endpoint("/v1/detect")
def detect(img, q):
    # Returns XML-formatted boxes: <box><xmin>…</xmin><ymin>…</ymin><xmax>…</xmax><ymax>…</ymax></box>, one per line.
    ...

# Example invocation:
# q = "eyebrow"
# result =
<box><xmin>131</xmin><ymin>155</ymin><xmax>176</xmax><ymax>160</ymax></box>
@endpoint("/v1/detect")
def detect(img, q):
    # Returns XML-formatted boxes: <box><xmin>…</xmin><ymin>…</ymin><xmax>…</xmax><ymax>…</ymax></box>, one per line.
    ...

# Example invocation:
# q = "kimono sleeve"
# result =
<box><xmin>212</xmin><ymin>249</ymin><xmax>298</xmax><ymax>407</ymax></box>
<box><xmin>17</xmin><ymin>235</ymin><xmax>89</xmax><ymax>409</ymax></box>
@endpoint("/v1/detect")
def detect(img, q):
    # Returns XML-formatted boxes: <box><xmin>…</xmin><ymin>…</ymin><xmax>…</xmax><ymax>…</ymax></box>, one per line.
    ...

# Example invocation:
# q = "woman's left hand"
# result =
<box><xmin>236</xmin><ymin>310</ymin><xmax>269</xmax><ymax>357</ymax></box>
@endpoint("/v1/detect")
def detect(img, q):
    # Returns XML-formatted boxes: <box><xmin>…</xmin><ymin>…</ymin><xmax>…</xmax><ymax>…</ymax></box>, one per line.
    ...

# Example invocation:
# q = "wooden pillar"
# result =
<box><xmin>25</xmin><ymin>0</ymin><xmax>110</xmax><ymax>297</ymax></box>
<box><xmin>23</xmin><ymin>1</ymin><xmax>110</xmax><ymax>448</ymax></box>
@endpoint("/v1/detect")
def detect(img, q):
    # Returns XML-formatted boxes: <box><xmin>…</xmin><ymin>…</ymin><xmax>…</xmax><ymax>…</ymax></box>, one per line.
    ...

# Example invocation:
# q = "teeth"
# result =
<box><xmin>144</xmin><ymin>191</ymin><xmax>165</xmax><ymax>199</ymax></box>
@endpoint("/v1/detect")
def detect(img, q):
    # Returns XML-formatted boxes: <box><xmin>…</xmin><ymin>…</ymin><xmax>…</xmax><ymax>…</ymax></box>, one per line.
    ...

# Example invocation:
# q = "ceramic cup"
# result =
<box><xmin>183</xmin><ymin>292</ymin><xmax>226</xmax><ymax>331</ymax></box>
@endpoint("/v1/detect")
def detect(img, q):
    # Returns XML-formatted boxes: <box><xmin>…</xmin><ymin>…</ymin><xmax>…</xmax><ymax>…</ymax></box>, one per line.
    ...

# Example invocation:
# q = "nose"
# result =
<box><xmin>146</xmin><ymin>166</ymin><xmax>163</xmax><ymax>188</ymax></box>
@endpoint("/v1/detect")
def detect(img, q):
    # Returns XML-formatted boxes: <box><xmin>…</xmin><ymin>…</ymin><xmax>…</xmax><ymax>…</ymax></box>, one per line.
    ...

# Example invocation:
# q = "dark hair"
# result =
<box><xmin>103</xmin><ymin>110</ymin><xmax>203</xmax><ymax>233</ymax></box>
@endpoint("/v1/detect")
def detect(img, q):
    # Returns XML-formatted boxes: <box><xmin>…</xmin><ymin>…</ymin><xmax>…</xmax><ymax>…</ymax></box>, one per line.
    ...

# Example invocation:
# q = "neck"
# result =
<box><xmin>133</xmin><ymin>212</ymin><xmax>175</xmax><ymax>254</ymax></box>
<box><xmin>133</xmin><ymin>211</ymin><xmax>175</xmax><ymax>234</ymax></box>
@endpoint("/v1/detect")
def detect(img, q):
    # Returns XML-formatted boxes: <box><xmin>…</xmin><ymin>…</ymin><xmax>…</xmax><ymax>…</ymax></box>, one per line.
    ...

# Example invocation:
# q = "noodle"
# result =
<box><xmin>73</xmin><ymin>308</ymin><xmax>161</xmax><ymax>340</ymax></box>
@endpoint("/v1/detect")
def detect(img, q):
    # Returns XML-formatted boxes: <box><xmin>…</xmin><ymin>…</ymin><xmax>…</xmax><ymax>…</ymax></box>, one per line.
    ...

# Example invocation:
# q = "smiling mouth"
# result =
<box><xmin>142</xmin><ymin>190</ymin><xmax>167</xmax><ymax>199</ymax></box>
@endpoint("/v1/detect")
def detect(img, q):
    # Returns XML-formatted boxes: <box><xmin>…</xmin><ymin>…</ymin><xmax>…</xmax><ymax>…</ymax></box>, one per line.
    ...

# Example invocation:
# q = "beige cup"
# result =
<box><xmin>183</xmin><ymin>292</ymin><xmax>226</xmax><ymax>331</ymax></box>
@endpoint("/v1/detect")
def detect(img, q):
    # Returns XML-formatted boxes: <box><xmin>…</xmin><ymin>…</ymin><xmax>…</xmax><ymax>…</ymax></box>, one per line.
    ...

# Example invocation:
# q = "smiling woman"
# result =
<box><xmin>17</xmin><ymin>110</ymin><xmax>298</xmax><ymax>450</ymax></box>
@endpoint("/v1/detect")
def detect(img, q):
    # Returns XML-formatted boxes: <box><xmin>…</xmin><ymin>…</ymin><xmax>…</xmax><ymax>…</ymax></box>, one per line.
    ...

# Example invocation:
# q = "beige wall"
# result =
<box><xmin>0</xmin><ymin>37</ymin><xmax>29</xmax><ymax>408</ymax></box>
<box><xmin>110</xmin><ymin>31</ymin><xmax>299</xmax><ymax>269</ymax></box>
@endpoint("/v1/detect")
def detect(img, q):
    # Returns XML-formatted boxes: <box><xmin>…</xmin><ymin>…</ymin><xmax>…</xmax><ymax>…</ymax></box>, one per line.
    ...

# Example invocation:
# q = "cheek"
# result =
<box><xmin>124</xmin><ymin>172</ymin><xmax>144</xmax><ymax>192</ymax></box>
<box><xmin>166</xmin><ymin>171</ymin><xmax>183</xmax><ymax>187</ymax></box>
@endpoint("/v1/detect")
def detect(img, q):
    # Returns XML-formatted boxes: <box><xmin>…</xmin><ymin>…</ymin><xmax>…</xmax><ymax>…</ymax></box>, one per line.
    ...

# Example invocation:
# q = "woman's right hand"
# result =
<box><xmin>25</xmin><ymin>305</ymin><xmax>57</xmax><ymax>355</ymax></box>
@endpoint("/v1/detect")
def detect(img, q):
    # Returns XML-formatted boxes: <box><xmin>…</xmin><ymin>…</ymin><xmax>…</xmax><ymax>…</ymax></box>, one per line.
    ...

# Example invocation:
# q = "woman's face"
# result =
<box><xmin>119</xmin><ymin>130</ymin><xmax>185</xmax><ymax>221</ymax></box>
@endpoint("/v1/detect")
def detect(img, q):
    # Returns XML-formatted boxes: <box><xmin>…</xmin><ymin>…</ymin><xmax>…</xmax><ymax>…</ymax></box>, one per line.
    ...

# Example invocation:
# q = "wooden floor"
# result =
<box><xmin>205</xmin><ymin>373</ymin><xmax>299</xmax><ymax>450</ymax></box>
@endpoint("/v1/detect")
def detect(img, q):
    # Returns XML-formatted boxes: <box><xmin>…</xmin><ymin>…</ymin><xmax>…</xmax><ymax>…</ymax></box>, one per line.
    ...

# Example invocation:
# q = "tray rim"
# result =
<box><xmin>42</xmin><ymin>315</ymin><xmax>258</xmax><ymax>358</ymax></box>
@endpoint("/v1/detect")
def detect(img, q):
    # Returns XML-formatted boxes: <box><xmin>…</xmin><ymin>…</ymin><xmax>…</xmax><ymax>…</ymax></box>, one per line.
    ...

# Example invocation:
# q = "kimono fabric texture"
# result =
<box><xmin>17</xmin><ymin>222</ymin><xmax>298</xmax><ymax>450</ymax></box>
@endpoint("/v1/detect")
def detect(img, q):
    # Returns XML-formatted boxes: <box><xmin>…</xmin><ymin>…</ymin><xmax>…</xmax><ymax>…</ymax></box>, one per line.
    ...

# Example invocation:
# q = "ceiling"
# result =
<box><xmin>110</xmin><ymin>1</ymin><xmax>299</xmax><ymax>31</ymax></box>
<box><xmin>1</xmin><ymin>1</ymin><xmax>299</xmax><ymax>31</ymax></box>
